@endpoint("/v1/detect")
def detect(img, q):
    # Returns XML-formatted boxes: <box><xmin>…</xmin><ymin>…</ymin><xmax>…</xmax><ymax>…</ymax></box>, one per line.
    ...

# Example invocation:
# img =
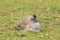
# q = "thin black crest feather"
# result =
<box><xmin>33</xmin><ymin>14</ymin><xmax>37</xmax><ymax>18</ymax></box>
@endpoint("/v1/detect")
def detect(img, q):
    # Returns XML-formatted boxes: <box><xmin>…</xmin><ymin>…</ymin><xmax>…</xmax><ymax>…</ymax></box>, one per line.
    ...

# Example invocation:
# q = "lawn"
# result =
<box><xmin>0</xmin><ymin>0</ymin><xmax>60</xmax><ymax>40</ymax></box>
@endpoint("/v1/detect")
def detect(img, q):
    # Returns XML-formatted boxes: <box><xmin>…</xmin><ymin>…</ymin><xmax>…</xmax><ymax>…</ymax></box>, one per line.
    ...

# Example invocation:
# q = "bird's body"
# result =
<box><xmin>16</xmin><ymin>15</ymin><xmax>42</xmax><ymax>32</ymax></box>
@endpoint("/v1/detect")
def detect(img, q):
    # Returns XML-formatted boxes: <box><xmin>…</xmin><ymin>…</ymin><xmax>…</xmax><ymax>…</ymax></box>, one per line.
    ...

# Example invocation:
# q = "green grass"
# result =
<box><xmin>0</xmin><ymin>0</ymin><xmax>60</xmax><ymax>40</ymax></box>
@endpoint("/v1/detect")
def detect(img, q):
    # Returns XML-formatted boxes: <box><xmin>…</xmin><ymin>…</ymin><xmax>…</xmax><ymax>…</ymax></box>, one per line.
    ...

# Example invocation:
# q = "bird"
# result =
<box><xmin>15</xmin><ymin>15</ymin><xmax>42</xmax><ymax>32</ymax></box>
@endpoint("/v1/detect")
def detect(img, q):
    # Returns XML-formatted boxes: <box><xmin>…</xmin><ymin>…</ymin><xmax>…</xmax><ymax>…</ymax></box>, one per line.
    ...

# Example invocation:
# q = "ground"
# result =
<box><xmin>0</xmin><ymin>0</ymin><xmax>60</xmax><ymax>40</ymax></box>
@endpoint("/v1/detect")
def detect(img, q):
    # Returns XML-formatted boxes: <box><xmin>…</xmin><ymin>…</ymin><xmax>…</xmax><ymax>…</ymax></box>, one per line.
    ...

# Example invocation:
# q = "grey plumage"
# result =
<box><xmin>26</xmin><ymin>22</ymin><xmax>42</xmax><ymax>32</ymax></box>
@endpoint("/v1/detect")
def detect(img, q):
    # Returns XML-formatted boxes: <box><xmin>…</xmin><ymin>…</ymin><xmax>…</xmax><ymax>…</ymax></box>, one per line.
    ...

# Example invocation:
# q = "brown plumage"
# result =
<box><xmin>15</xmin><ymin>15</ymin><xmax>37</xmax><ymax>30</ymax></box>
